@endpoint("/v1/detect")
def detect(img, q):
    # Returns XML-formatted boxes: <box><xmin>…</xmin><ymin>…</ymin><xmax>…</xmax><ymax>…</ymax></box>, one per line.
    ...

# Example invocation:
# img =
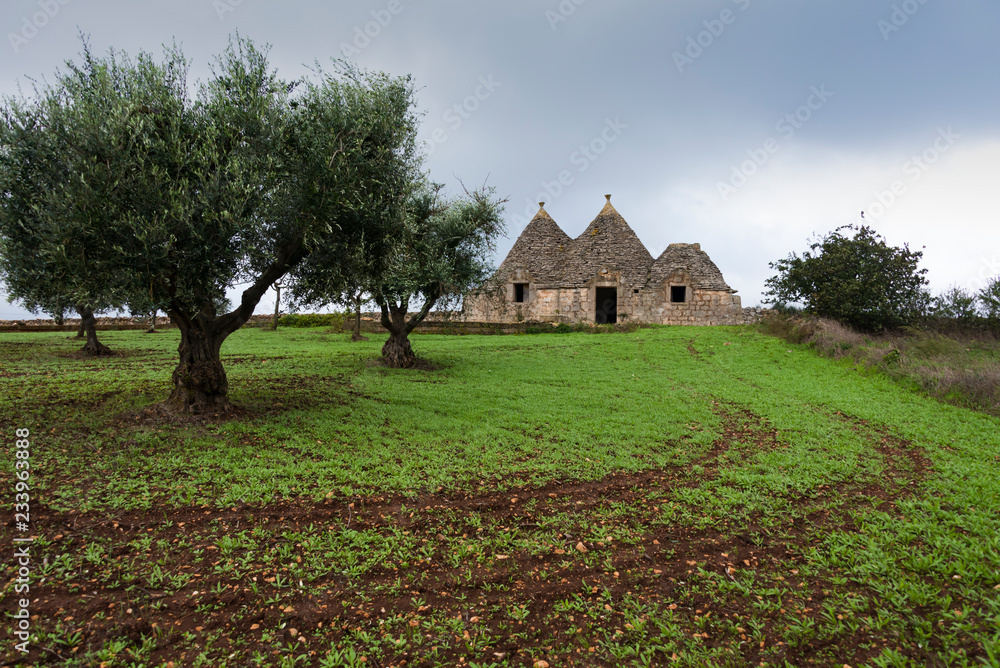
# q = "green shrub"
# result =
<box><xmin>278</xmin><ymin>313</ymin><xmax>348</xmax><ymax>330</ymax></box>
<box><xmin>764</xmin><ymin>224</ymin><xmax>929</xmax><ymax>332</ymax></box>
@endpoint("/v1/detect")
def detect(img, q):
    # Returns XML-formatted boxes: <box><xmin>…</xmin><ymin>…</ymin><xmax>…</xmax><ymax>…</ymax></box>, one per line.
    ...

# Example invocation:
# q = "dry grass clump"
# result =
<box><xmin>758</xmin><ymin>313</ymin><xmax>1000</xmax><ymax>415</ymax></box>
<box><xmin>911</xmin><ymin>364</ymin><xmax>1000</xmax><ymax>411</ymax></box>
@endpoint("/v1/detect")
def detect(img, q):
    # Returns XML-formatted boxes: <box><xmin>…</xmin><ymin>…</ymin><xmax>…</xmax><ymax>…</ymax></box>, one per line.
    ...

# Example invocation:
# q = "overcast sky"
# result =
<box><xmin>2</xmin><ymin>0</ymin><xmax>998</xmax><ymax>319</ymax></box>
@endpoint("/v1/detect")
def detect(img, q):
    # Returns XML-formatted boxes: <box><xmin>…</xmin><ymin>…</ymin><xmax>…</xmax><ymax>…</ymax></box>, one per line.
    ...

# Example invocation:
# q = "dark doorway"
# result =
<box><xmin>514</xmin><ymin>283</ymin><xmax>528</xmax><ymax>303</ymax></box>
<box><xmin>671</xmin><ymin>286</ymin><xmax>687</xmax><ymax>303</ymax></box>
<box><xmin>596</xmin><ymin>287</ymin><xmax>617</xmax><ymax>324</ymax></box>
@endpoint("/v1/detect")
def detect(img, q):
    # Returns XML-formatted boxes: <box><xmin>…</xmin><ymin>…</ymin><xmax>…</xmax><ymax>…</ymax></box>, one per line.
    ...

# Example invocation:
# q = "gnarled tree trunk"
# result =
<box><xmin>164</xmin><ymin>237</ymin><xmax>307</xmax><ymax>414</ymax></box>
<box><xmin>381</xmin><ymin>329</ymin><xmax>414</xmax><ymax>367</ymax></box>
<box><xmin>168</xmin><ymin>314</ymin><xmax>231</xmax><ymax>414</ymax></box>
<box><xmin>272</xmin><ymin>282</ymin><xmax>281</xmax><ymax>331</ymax></box>
<box><xmin>377</xmin><ymin>293</ymin><xmax>437</xmax><ymax>368</ymax></box>
<box><xmin>146</xmin><ymin>309</ymin><xmax>159</xmax><ymax>333</ymax></box>
<box><xmin>379</xmin><ymin>301</ymin><xmax>416</xmax><ymax>368</ymax></box>
<box><xmin>76</xmin><ymin>305</ymin><xmax>112</xmax><ymax>356</ymax></box>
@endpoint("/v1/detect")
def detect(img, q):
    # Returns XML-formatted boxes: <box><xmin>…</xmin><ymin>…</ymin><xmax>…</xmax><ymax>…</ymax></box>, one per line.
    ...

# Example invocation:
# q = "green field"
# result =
<box><xmin>2</xmin><ymin>326</ymin><xmax>999</xmax><ymax>667</ymax></box>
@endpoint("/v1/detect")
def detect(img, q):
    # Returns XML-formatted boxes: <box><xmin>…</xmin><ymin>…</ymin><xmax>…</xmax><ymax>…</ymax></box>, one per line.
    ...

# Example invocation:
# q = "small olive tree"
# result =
<box><xmin>290</xmin><ymin>184</ymin><xmax>505</xmax><ymax>367</ymax></box>
<box><xmin>372</xmin><ymin>186</ymin><xmax>505</xmax><ymax>367</ymax></box>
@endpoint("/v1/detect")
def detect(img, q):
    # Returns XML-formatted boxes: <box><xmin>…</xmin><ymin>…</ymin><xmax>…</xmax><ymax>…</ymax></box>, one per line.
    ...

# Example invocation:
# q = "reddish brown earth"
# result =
<box><xmin>3</xmin><ymin>409</ymin><xmax>959</xmax><ymax>667</ymax></box>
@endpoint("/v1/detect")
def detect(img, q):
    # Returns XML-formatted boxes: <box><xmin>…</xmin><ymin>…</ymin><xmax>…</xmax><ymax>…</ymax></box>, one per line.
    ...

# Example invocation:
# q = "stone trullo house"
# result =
<box><xmin>463</xmin><ymin>195</ymin><xmax>743</xmax><ymax>325</ymax></box>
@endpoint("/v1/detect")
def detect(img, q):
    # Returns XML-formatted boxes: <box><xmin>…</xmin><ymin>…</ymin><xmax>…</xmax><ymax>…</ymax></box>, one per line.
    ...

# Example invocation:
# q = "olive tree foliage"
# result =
<box><xmin>764</xmin><ymin>224</ymin><xmax>929</xmax><ymax>332</ymax></box>
<box><xmin>286</xmin><ymin>266</ymin><xmax>373</xmax><ymax>342</ymax></box>
<box><xmin>290</xmin><ymin>184</ymin><xmax>506</xmax><ymax>368</ymax></box>
<box><xmin>0</xmin><ymin>37</ymin><xmax>420</xmax><ymax>413</ymax></box>
<box><xmin>0</xmin><ymin>48</ymin><xmax>142</xmax><ymax>354</ymax></box>
<box><xmin>284</xmin><ymin>225</ymin><xmax>378</xmax><ymax>341</ymax></box>
<box><xmin>373</xmin><ymin>186</ymin><xmax>504</xmax><ymax>367</ymax></box>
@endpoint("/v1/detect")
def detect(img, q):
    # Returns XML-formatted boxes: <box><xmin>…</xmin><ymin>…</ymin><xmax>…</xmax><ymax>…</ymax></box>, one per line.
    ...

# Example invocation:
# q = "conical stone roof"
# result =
<box><xmin>497</xmin><ymin>203</ymin><xmax>572</xmax><ymax>286</ymax></box>
<box><xmin>649</xmin><ymin>243</ymin><xmax>733</xmax><ymax>291</ymax></box>
<box><xmin>560</xmin><ymin>196</ymin><xmax>653</xmax><ymax>288</ymax></box>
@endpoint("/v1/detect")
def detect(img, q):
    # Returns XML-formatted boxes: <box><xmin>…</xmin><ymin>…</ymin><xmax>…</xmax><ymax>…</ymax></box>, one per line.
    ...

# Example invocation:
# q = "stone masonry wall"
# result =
<box><xmin>463</xmin><ymin>284</ymin><xmax>745</xmax><ymax>325</ymax></box>
<box><xmin>640</xmin><ymin>289</ymin><xmax>743</xmax><ymax>325</ymax></box>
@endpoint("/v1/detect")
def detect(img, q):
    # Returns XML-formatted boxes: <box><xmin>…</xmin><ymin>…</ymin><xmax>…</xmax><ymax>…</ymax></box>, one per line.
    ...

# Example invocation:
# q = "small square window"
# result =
<box><xmin>633</xmin><ymin>289</ymin><xmax>639</xmax><ymax>294</ymax></box>
<box><xmin>671</xmin><ymin>286</ymin><xmax>687</xmax><ymax>303</ymax></box>
<box><xmin>514</xmin><ymin>283</ymin><xmax>528</xmax><ymax>303</ymax></box>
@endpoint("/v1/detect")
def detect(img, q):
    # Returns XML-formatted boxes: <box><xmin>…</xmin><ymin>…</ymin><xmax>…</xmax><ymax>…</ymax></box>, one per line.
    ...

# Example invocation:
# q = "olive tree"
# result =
<box><xmin>0</xmin><ymin>62</ymin><xmax>133</xmax><ymax>355</ymax></box>
<box><xmin>290</xmin><ymin>184</ymin><xmax>505</xmax><ymax>367</ymax></box>
<box><xmin>0</xmin><ymin>38</ymin><xmax>419</xmax><ymax>413</ymax></box>
<box><xmin>374</xmin><ymin>187</ymin><xmax>504</xmax><ymax>367</ymax></box>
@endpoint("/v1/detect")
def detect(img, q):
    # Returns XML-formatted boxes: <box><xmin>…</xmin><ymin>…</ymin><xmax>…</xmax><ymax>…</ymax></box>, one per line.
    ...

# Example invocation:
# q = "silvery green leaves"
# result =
<box><xmin>0</xmin><ymin>35</ymin><xmax>422</xmax><ymax>411</ymax></box>
<box><xmin>0</xmin><ymin>44</ymin><xmax>135</xmax><ymax>350</ymax></box>
<box><xmin>369</xmin><ymin>184</ymin><xmax>506</xmax><ymax>368</ymax></box>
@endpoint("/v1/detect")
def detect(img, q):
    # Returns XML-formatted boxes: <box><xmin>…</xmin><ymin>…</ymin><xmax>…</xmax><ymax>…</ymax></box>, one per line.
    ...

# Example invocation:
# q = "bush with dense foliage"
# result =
<box><xmin>764</xmin><ymin>225</ymin><xmax>929</xmax><ymax>332</ymax></box>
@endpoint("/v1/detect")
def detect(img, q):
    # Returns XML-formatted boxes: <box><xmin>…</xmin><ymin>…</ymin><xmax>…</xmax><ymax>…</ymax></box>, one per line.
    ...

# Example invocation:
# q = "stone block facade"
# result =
<box><xmin>464</xmin><ymin>196</ymin><xmax>745</xmax><ymax>327</ymax></box>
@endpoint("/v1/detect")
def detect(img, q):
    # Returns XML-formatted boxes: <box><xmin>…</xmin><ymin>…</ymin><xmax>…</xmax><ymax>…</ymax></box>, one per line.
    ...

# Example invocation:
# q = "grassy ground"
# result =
<box><xmin>1</xmin><ymin>326</ymin><xmax>999</xmax><ymax>667</ymax></box>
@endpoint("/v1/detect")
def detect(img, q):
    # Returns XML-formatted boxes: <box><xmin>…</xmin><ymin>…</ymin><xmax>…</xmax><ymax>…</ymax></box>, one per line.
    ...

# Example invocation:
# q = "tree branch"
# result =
<box><xmin>217</xmin><ymin>235</ymin><xmax>307</xmax><ymax>337</ymax></box>
<box><xmin>405</xmin><ymin>290</ymin><xmax>439</xmax><ymax>335</ymax></box>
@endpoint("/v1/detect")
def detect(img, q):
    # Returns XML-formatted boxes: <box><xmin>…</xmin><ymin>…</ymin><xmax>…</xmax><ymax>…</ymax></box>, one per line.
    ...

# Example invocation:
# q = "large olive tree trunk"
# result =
<box><xmin>166</xmin><ymin>239</ymin><xmax>306</xmax><ymax>414</ymax></box>
<box><xmin>379</xmin><ymin>302</ymin><xmax>415</xmax><ymax>368</ymax></box>
<box><xmin>75</xmin><ymin>305</ymin><xmax>112</xmax><ymax>356</ymax></box>
<box><xmin>168</xmin><ymin>313</ymin><xmax>231</xmax><ymax>414</ymax></box>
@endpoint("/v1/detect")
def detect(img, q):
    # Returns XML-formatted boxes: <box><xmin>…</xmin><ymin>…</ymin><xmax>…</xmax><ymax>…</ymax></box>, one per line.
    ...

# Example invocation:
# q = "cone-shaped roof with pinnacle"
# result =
<box><xmin>560</xmin><ymin>195</ymin><xmax>653</xmax><ymax>287</ymax></box>
<box><xmin>497</xmin><ymin>203</ymin><xmax>572</xmax><ymax>286</ymax></box>
<box><xmin>649</xmin><ymin>243</ymin><xmax>733</xmax><ymax>292</ymax></box>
